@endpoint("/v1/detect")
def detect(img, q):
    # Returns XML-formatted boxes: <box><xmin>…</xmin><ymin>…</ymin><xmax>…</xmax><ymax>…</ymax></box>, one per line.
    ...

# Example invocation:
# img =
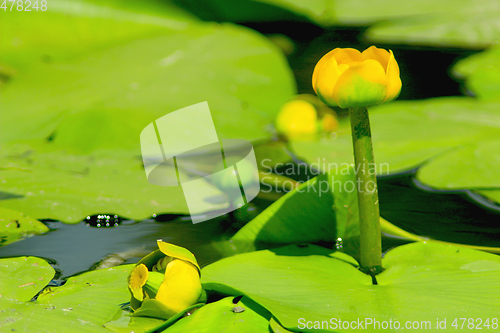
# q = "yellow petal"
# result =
<box><xmin>313</xmin><ymin>48</ymin><xmax>362</xmax><ymax>107</ymax></box>
<box><xmin>330</xmin><ymin>48</ymin><xmax>363</xmax><ymax>65</ymax></box>
<box><xmin>155</xmin><ymin>259</ymin><xmax>202</xmax><ymax>316</ymax></box>
<box><xmin>128</xmin><ymin>264</ymin><xmax>149</xmax><ymax>301</ymax></box>
<box><xmin>361</xmin><ymin>46</ymin><xmax>390</xmax><ymax>72</ymax></box>
<box><xmin>312</xmin><ymin>49</ymin><xmax>337</xmax><ymax>92</ymax></box>
<box><xmin>276</xmin><ymin>100</ymin><xmax>317</xmax><ymax>135</ymax></box>
<box><xmin>333</xmin><ymin>59</ymin><xmax>387</xmax><ymax>108</ymax></box>
<box><xmin>314</xmin><ymin>59</ymin><xmax>345</xmax><ymax>106</ymax></box>
<box><xmin>384</xmin><ymin>50</ymin><xmax>402</xmax><ymax>102</ymax></box>
<box><xmin>312</xmin><ymin>47</ymin><xmax>361</xmax><ymax>90</ymax></box>
<box><xmin>313</xmin><ymin>55</ymin><xmax>341</xmax><ymax>103</ymax></box>
<box><xmin>157</xmin><ymin>240</ymin><xmax>200</xmax><ymax>273</ymax></box>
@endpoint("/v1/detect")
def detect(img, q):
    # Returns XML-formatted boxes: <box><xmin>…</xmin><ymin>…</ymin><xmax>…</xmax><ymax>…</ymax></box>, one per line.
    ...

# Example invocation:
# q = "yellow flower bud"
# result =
<box><xmin>276</xmin><ymin>100</ymin><xmax>317</xmax><ymax>136</ymax></box>
<box><xmin>312</xmin><ymin>46</ymin><xmax>402</xmax><ymax>108</ymax></box>
<box><xmin>127</xmin><ymin>240</ymin><xmax>202</xmax><ymax>319</ymax></box>
<box><xmin>155</xmin><ymin>259</ymin><xmax>202</xmax><ymax>317</ymax></box>
<box><xmin>275</xmin><ymin>96</ymin><xmax>339</xmax><ymax>139</ymax></box>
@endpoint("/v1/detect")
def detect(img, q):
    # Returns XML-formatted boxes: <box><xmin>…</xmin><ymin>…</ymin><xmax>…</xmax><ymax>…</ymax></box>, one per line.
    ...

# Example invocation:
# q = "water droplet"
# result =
<box><xmin>335</xmin><ymin>237</ymin><xmax>343</xmax><ymax>250</ymax></box>
<box><xmin>84</xmin><ymin>214</ymin><xmax>122</xmax><ymax>228</ymax></box>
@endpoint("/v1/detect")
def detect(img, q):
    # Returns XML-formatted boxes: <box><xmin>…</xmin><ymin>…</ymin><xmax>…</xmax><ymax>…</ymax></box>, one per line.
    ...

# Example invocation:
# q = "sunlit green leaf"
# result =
<box><xmin>163</xmin><ymin>297</ymin><xmax>271</xmax><ymax>333</ymax></box>
<box><xmin>0</xmin><ymin>0</ymin><xmax>295</xmax><ymax>152</ymax></box>
<box><xmin>418</xmin><ymin>140</ymin><xmax>500</xmax><ymax>189</ymax></box>
<box><xmin>0</xmin><ymin>263</ymin><xmax>133</xmax><ymax>332</ymax></box>
<box><xmin>0</xmin><ymin>257</ymin><xmax>54</xmax><ymax>302</ymax></box>
<box><xmin>0</xmin><ymin>207</ymin><xmax>49</xmax><ymax>247</ymax></box>
<box><xmin>216</xmin><ymin>168</ymin><xmax>361</xmax><ymax>258</ymax></box>
<box><xmin>453</xmin><ymin>45</ymin><xmax>500</xmax><ymax>100</ymax></box>
<box><xmin>291</xmin><ymin>98</ymin><xmax>500</xmax><ymax>201</ymax></box>
<box><xmin>0</xmin><ymin>141</ymin><xmax>227</xmax><ymax>222</ymax></box>
<box><xmin>202</xmin><ymin>242</ymin><xmax>500</xmax><ymax>332</ymax></box>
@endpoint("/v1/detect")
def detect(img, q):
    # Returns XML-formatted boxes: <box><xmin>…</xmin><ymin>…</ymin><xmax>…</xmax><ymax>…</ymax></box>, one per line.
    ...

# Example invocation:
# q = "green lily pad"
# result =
<box><xmin>0</xmin><ymin>141</ymin><xmax>226</xmax><ymax>222</ymax></box>
<box><xmin>270</xmin><ymin>318</ymin><xmax>295</xmax><ymax>333</ymax></box>
<box><xmin>0</xmin><ymin>257</ymin><xmax>54</xmax><ymax>302</ymax></box>
<box><xmin>197</xmin><ymin>0</ymin><xmax>469</xmax><ymax>27</ymax></box>
<box><xmin>0</xmin><ymin>0</ymin><xmax>295</xmax><ymax>152</ymax></box>
<box><xmin>163</xmin><ymin>297</ymin><xmax>271</xmax><ymax>333</ymax></box>
<box><xmin>0</xmin><ymin>0</ymin><xmax>195</xmax><ymax>69</ymax></box>
<box><xmin>199</xmin><ymin>0</ymin><xmax>500</xmax><ymax>47</ymax></box>
<box><xmin>290</xmin><ymin>98</ymin><xmax>500</xmax><ymax>199</ymax></box>
<box><xmin>0</xmin><ymin>262</ymin><xmax>133</xmax><ymax>332</ymax></box>
<box><xmin>104</xmin><ymin>308</ymin><xmax>164</xmax><ymax>333</ymax></box>
<box><xmin>202</xmin><ymin>242</ymin><xmax>500</xmax><ymax>332</ymax></box>
<box><xmin>365</xmin><ymin>9</ymin><xmax>500</xmax><ymax>48</ymax></box>
<box><xmin>216</xmin><ymin>168</ymin><xmax>361</xmax><ymax>258</ymax></box>
<box><xmin>476</xmin><ymin>190</ymin><xmax>500</xmax><ymax>205</ymax></box>
<box><xmin>0</xmin><ymin>207</ymin><xmax>49</xmax><ymax>247</ymax></box>
<box><xmin>104</xmin><ymin>303</ymin><xmax>205</xmax><ymax>333</ymax></box>
<box><xmin>418</xmin><ymin>140</ymin><xmax>500</xmax><ymax>189</ymax></box>
<box><xmin>453</xmin><ymin>45</ymin><xmax>500</xmax><ymax>100</ymax></box>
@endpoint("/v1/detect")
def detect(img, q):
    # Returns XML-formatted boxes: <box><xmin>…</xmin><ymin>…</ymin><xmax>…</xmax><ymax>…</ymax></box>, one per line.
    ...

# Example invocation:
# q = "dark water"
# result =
<box><xmin>0</xmin><ymin>201</ymin><xmax>268</xmax><ymax>279</ymax></box>
<box><xmin>378</xmin><ymin>171</ymin><xmax>500</xmax><ymax>247</ymax></box>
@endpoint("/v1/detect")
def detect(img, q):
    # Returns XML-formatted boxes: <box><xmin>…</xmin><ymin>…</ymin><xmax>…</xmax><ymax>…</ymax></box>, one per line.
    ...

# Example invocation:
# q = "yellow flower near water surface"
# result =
<box><xmin>312</xmin><ymin>46</ymin><xmax>402</xmax><ymax>108</ymax></box>
<box><xmin>128</xmin><ymin>240</ymin><xmax>202</xmax><ymax>319</ymax></box>
<box><xmin>275</xmin><ymin>95</ymin><xmax>338</xmax><ymax>137</ymax></box>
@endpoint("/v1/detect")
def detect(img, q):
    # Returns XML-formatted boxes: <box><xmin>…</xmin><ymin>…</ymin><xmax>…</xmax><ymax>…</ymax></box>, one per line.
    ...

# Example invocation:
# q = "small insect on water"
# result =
<box><xmin>231</xmin><ymin>306</ymin><xmax>245</xmax><ymax>313</ymax></box>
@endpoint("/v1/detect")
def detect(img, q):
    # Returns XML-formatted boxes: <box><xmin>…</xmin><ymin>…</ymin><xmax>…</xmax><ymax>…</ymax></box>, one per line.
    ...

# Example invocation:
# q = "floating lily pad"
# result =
<box><xmin>0</xmin><ymin>0</ymin><xmax>295</xmax><ymax>152</ymax></box>
<box><xmin>418</xmin><ymin>140</ymin><xmax>500</xmax><ymax>189</ymax></box>
<box><xmin>163</xmin><ymin>297</ymin><xmax>271</xmax><ymax>333</ymax></box>
<box><xmin>199</xmin><ymin>0</ymin><xmax>500</xmax><ymax>47</ymax></box>
<box><xmin>0</xmin><ymin>257</ymin><xmax>54</xmax><ymax>302</ymax></box>
<box><xmin>0</xmin><ymin>141</ymin><xmax>226</xmax><ymax>222</ymax></box>
<box><xmin>216</xmin><ymin>169</ymin><xmax>360</xmax><ymax>258</ymax></box>
<box><xmin>202</xmin><ymin>242</ymin><xmax>500</xmax><ymax>332</ymax></box>
<box><xmin>0</xmin><ymin>207</ymin><xmax>49</xmax><ymax>247</ymax></box>
<box><xmin>453</xmin><ymin>45</ymin><xmax>500</xmax><ymax>100</ymax></box>
<box><xmin>0</xmin><ymin>0</ymin><xmax>195</xmax><ymax>69</ymax></box>
<box><xmin>290</xmin><ymin>98</ymin><xmax>500</xmax><ymax>201</ymax></box>
<box><xmin>476</xmin><ymin>190</ymin><xmax>500</xmax><ymax>208</ymax></box>
<box><xmin>214</xmin><ymin>165</ymin><xmax>500</xmax><ymax>258</ymax></box>
<box><xmin>104</xmin><ymin>309</ymin><xmax>164</xmax><ymax>333</ymax></box>
<box><xmin>366</xmin><ymin>9</ymin><xmax>500</xmax><ymax>48</ymax></box>
<box><xmin>0</xmin><ymin>261</ymin><xmax>133</xmax><ymax>332</ymax></box>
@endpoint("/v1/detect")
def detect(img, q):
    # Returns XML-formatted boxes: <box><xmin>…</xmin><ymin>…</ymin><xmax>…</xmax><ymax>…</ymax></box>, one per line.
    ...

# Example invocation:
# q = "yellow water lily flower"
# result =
<box><xmin>276</xmin><ymin>100</ymin><xmax>317</xmax><ymax>136</ymax></box>
<box><xmin>127</xmin><ymin>240</ymin><xmax>203</xmax><ymax>319</ymax></box>
<box><xmin>129</xmin><ymin>264</ymin><xmax>149</xmax><ymax>301</ymax></box>
<box><xmin>275</xmin><ymin>95</ymin><xmax>339</xmax><ymax>138</ymax></box>
<box><xmin>312</xmin><ymin>46</ymin><xmax>402</xmax><ymax>108</ymax></box>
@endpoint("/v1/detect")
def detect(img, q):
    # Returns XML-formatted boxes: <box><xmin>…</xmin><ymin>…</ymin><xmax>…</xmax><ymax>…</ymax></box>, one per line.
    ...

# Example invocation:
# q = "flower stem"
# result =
<box><xmin>348</xmin><ymin>107</ymin><xmax>383</xmax><ymax>276</ymax></box>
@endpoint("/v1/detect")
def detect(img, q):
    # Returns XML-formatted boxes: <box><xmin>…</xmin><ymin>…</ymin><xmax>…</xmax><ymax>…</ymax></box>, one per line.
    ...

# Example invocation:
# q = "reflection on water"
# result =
<box><xmin>0</xmin><ymin>216</ymin><xmax>234</xmax><ymax>279</ymax></box>
<box><xmin>378</xmin><ymin>170</ymin><xmax>500</xmax><ymax>248</ymax></box>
